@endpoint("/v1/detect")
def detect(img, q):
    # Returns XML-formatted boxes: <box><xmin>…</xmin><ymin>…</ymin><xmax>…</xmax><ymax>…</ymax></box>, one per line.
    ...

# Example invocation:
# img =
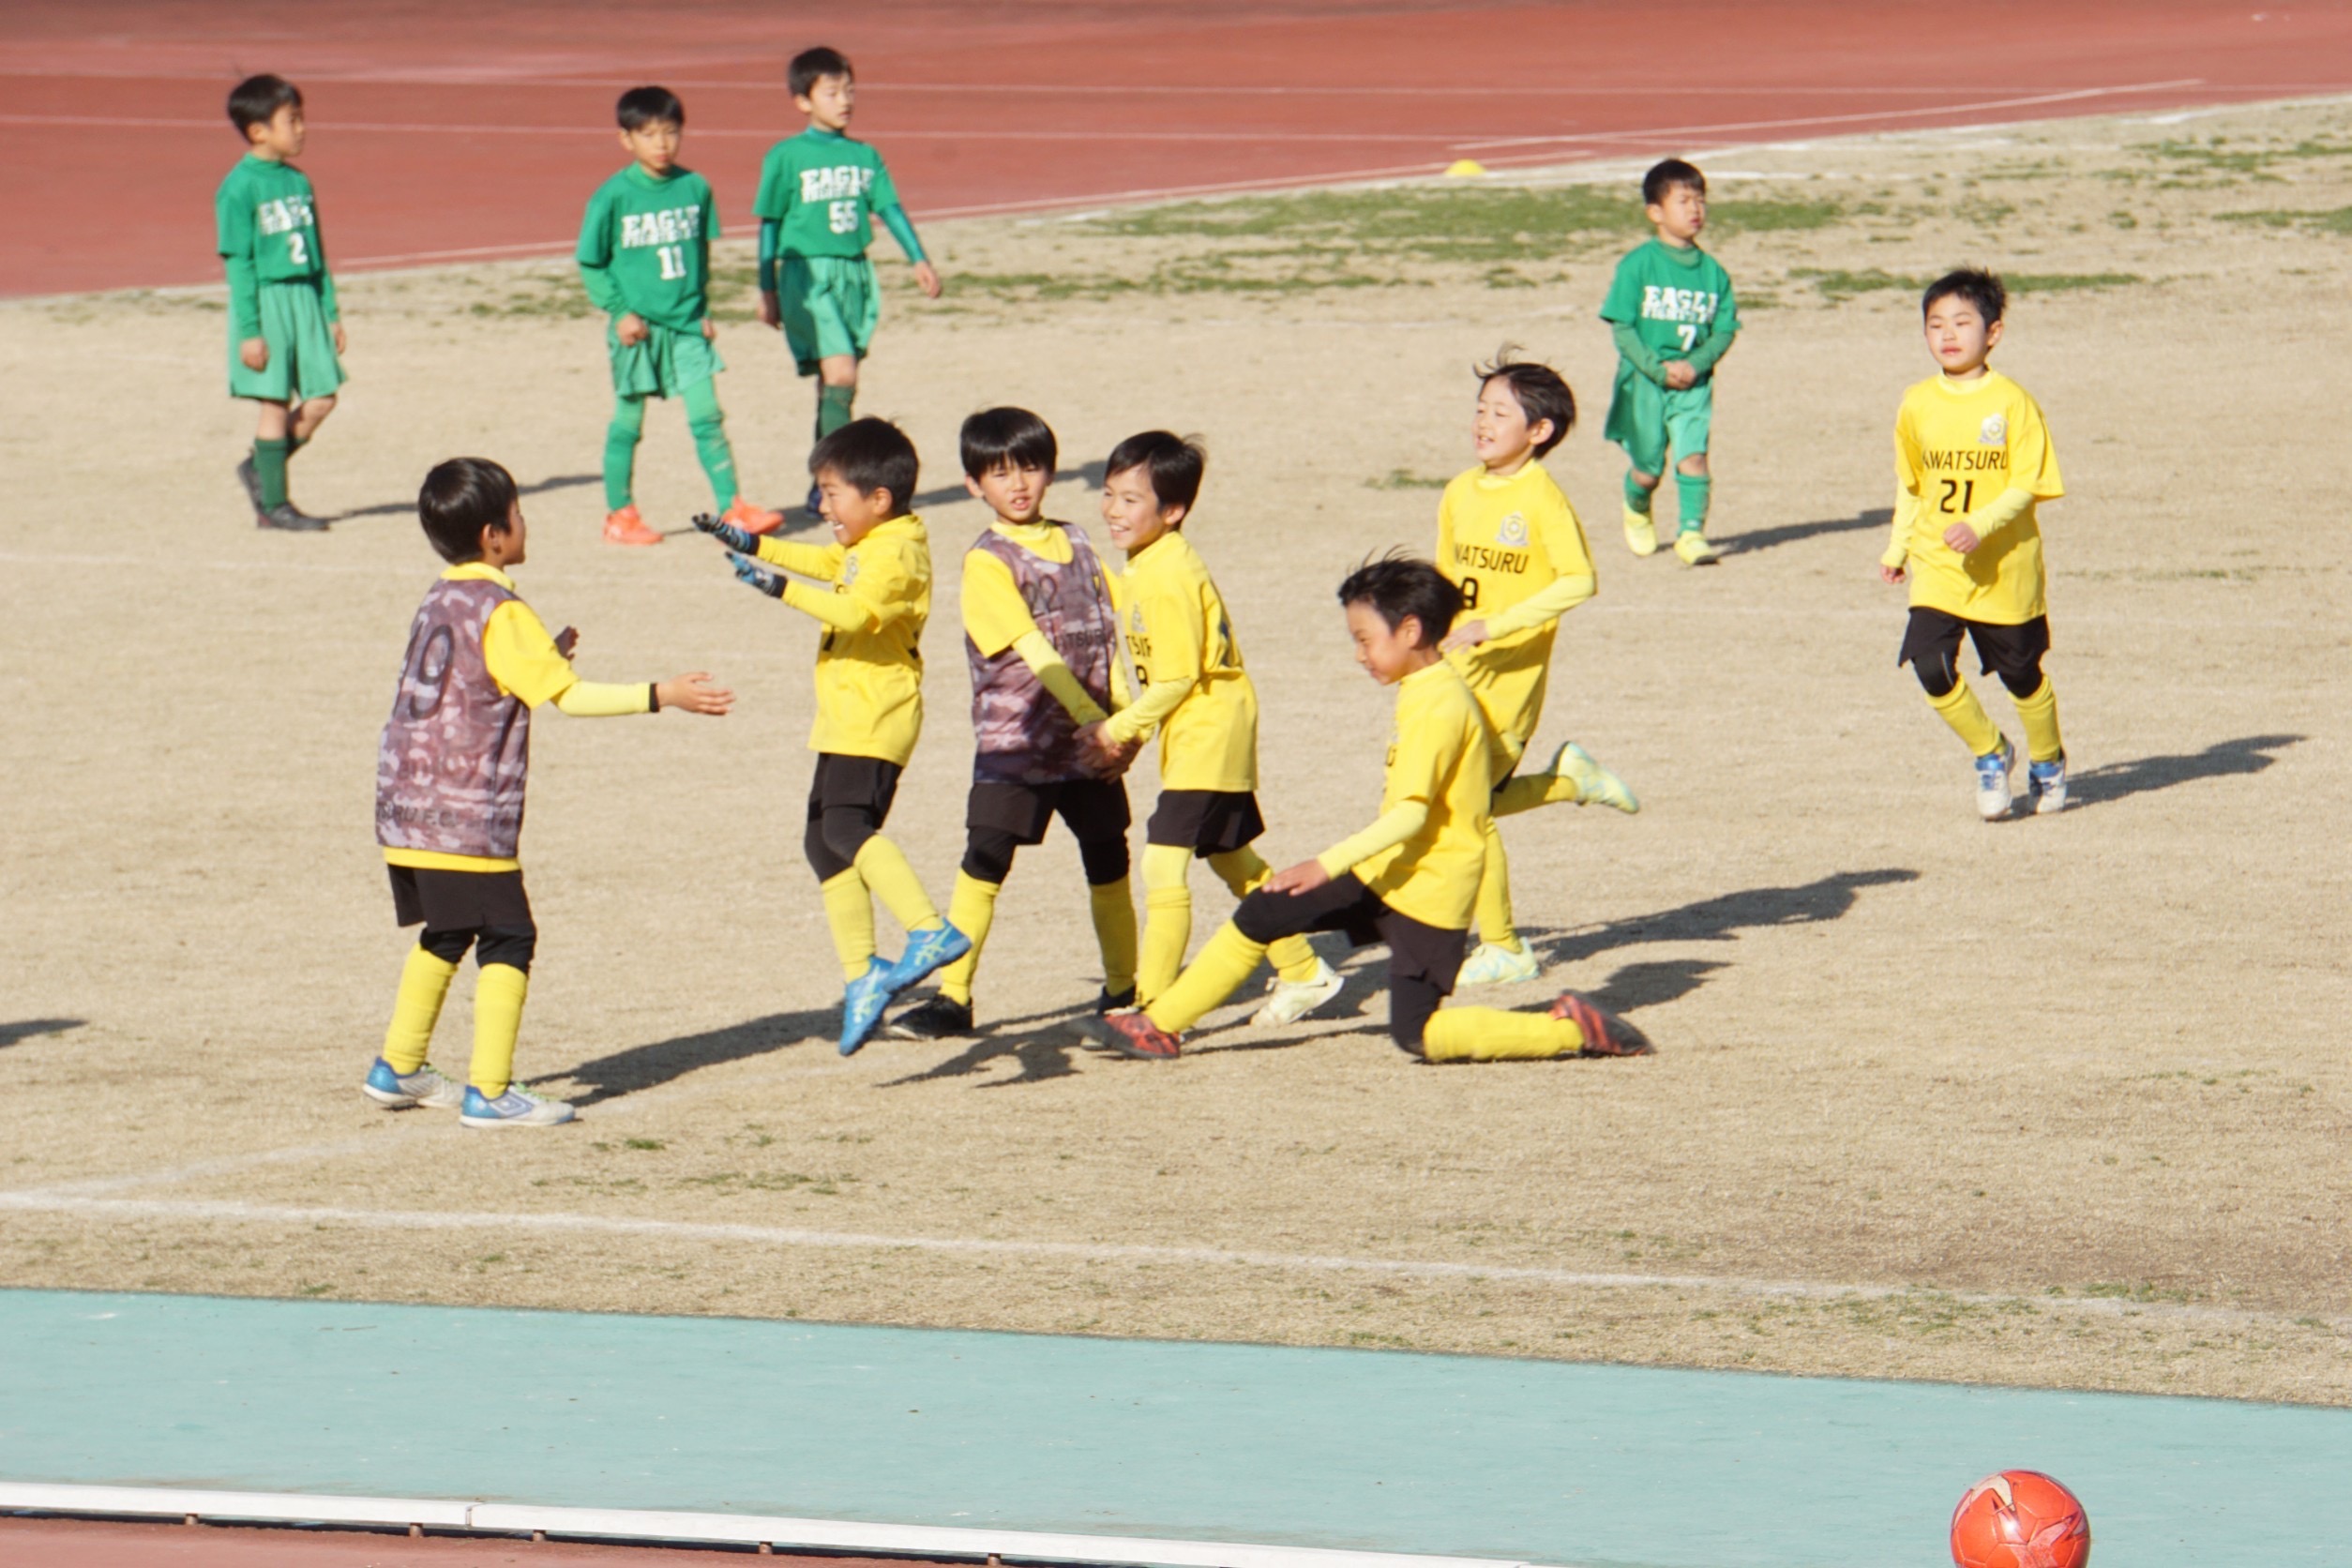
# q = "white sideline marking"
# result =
<box><xmin>4</xmin><ymin>1191</ymin><xmax>2343</xmax><ymax>1334</ymax></box>
<box><xmin>0</xmin><ymin>1485</ymin><xmax>1549</xmax><ymax>1568</ymax></box>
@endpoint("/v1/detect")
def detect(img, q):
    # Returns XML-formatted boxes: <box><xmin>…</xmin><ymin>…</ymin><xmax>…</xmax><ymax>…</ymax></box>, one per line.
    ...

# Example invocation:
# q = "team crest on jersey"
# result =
<box><xmin>1130</xmin><ymin>605</ymin><xmax>1146</xmax><ymax>633</ymax></box>
<box><xmin>842</xmin><ymin>556</ymin><xmax>862</xmax><ymax>586</ymax></box>
<box><xmin>1495</xmin><ymin>512</ymin><xmax>1530</xmax><ymax>547</ymax></box>
<box><xmin>1979</xmin><ymin>415</ymin><xmax>2007</xmax><ymax>445</ymax></box>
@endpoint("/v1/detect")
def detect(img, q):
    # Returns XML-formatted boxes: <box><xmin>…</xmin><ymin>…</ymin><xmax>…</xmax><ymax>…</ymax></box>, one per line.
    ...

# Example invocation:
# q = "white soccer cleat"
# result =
<box><xmin>361</xmin><ymin>1059</ymin><xmax>465</xmax><ymax>1110</ymax></box>
<box><xmin>460</xmin><ymin>1083</ymin><xmax>576</xmax><ymax>1128</ymax></box>
<box><xmin>1974</xmin><ymin>734</ymin><xmax>2015</xmax><ymax>822</ymax></box>
<box><xmin>1250</xmin><ymin>957</ymin><xmax>1345</xmax><ymax>1028</ymax></box>
<box><xmin>1455</xmin><ymin>941</ymin><xmax>1541</xmax><ymax>987</ymax></box>
<box><xmin>2028</xmin><ymin>754</ymin><xmax>2068</xmax><ymax>815</ymax></box>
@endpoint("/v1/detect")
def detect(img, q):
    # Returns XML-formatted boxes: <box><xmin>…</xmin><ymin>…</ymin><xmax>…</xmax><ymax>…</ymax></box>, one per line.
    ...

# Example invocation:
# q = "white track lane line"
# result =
<box><xmin>4</xmin><ymin>1189</ymin><xmax>2344</xmax><ymax>1334</ymax></box>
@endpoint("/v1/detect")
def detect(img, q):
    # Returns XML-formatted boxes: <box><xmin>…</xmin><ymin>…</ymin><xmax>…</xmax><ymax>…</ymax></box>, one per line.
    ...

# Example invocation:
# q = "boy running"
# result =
<box><xmin>886</xmin><ymin>408</ymin><xmax>1137</xmax><ymax>1042</ymax></box>
<box><xmin>1602</xmin><ymin>158</ymin><xmax>1740</xmax><ymax>565</ymax></box>
<box><xmin>757</xmin><ymin>46</ymin><xmax>942</xmax><ymax>516</ymax></box>
<box><xmin>1437</xmin><ymin>356</ymin><xmax>1638</xmax><ymax>988</ymax></box>
<box><xmin>1087</xmin><ymin>432</ymin><xmax>1344</xmax><ymax>1027</ymax></box>
<box><xmin>1881</xmin><ymin>268</ymin><xmax>2068</xmax><ymax>820</ymax></box>
<box><xmin>217</xmin><ymin>74</ymin><xmax>342</xmax><ymax>533</ymax></box>
<box><xmin>697</xmin><ymin>418</ymin><xmax>970</xmax><ymax>1053</ymax></box>
<box><xmin>367</xmin><ymin>459</ymin><xmax>731</xmax><ymax>1127</ymax></box>
<box><xmin>1101</xmin><ymin>556</ymin><xmax>1651</xmax><ymax>1063</ymax></box>
<box><xmin>580</xmin><ymin>85</ymin><xmax>782</xmax><ymax>549</ymax></box>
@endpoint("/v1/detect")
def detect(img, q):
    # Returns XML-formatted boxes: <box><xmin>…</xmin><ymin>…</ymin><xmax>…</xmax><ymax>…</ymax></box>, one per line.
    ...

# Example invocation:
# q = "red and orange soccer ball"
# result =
<box><xmin>1950</xmin><ymin>1470</ymin><xmax>2090</xmax><ymax>1568</ymax></box>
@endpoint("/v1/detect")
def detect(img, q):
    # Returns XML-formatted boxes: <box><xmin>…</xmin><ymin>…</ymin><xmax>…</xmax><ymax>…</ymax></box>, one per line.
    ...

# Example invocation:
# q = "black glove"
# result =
<box><xmin>729</xmin><ymin>550</ymin><xmax>785</xmax><ymax>597</ymax></box>
<box><xmin>692</xmin><ymin>512</ymin><xmax>758</xmax><ymax>553</ymax></box>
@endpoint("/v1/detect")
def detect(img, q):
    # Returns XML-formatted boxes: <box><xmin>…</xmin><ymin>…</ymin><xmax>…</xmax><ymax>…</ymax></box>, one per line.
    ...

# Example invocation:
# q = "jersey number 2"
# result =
<box><xmin>656</xmin><ymin>244</ymin><xmax>687</xmax><ymax>280</ymax></box>
<box><xmin>286</xmin><ymin>232</ymin><xmax>309</xmax><ymax>265</ymax></box>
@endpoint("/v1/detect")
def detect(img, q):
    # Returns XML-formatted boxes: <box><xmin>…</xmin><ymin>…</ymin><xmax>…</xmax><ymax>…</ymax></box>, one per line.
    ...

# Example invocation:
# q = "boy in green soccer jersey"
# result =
<box><xmin>1601</xmin><ymin>158</ymin><xmax>1740</xmax><ymax>565</ymax></box>
<box><xmin>217</xmin><ymin>75</ymin><xmax>343</xmax><ymax>533</ymax></box>
<box><xmin>756</xmin><ymin>46</ymin><xmax>942</xmax><ymax>517</ymax></box>
<box><xmin>579</xmin><ymin>85</ymin><xmax>783</xmax><ymax>549</ymax></box>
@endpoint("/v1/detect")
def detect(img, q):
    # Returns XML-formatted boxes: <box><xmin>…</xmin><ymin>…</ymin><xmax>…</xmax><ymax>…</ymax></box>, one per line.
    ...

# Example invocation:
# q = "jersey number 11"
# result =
<box><xmin>656</xmin><ymin>244</ymin><xmax>688</xmax><ymax>280</ymax></box>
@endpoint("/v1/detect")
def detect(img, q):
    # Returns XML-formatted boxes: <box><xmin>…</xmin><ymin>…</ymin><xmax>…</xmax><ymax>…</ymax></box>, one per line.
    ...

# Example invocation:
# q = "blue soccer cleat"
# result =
<box><xmin>459</xmin><ymin>1082</ymin><xmax>575</xmax><ymax>1128</ymax></box>
<box><xmin>361</xmin><ymin>1057</ymin><xmax>464</xmax><ymax>1110</ymax></box>
<box><xmin>885</xmin><ymin>922</ymin><xmax>972</xmax><ymax>996</ymax></box>
<box><xmin>840</xmin><ymin>957</ymin><xmax>897</xmax><ymax>1056</ymax></box>
<box><xmin>2028</xmin><ymin>753</ymin><xmax>2068</xmax><ymax>815</ymax></box>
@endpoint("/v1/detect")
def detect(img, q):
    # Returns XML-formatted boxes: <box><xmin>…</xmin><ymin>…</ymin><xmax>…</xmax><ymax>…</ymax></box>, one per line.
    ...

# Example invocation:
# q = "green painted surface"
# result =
<box><xmin>0</xmin><ymin>1289</ymin><xmax>2344</xmax><ymax>1567</ymax></box>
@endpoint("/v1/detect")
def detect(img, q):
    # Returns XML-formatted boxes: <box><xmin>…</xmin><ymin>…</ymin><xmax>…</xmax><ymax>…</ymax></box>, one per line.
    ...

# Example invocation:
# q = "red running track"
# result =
<box><xmin>0</xmin><ymin>1515</ymin><xmax>927</xmax><ymax>1565</ymax></box>
<box><xmin>7</xmin><ymin>1</ymin><xmax>2351</xmax><ymax>296</ymax></box>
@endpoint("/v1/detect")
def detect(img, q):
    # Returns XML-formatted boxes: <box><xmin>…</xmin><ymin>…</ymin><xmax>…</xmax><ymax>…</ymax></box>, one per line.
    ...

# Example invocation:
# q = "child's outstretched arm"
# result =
<box><xmin>483</xmin><ymin>602</ymin><xmax>731</xmax><ymax>716</ymax></box>
<box><xmin>725</xmin><ymin>550</ymin><xmax>878</xmax><ymax>635</ymax></box>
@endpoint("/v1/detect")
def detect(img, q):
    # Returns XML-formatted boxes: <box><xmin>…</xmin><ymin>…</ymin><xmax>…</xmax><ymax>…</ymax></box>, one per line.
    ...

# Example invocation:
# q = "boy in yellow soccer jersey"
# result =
<box><xmin>368</xmin><ymin>460</ymin><xmax>731</xmax><ymax>1127</ymax></box>
<box><xmin>886</xmin><ymin>408</ymin><xmax>1138</xmax><ymax>1042</ymax></box>
<box><xmin>697</xmin><ymin>418</ymin><xmax>969</xmax><ymax>1053</ymax></box>
<box><xmin>218</xmin><ymin>75</ymin><xmax>344</xmax><ymax>532</ymax></box>
<box><xmin>1101</xmin><ymin>557</ymin><xmax>1651</xmax><ymax>1063</ymax></box>
<box><xmin>1880</xmin><ymin>268</ymin><xmax>2068</xmax><ymax>820</ymax></box>
<box><xmin>1081</xmin><ymin>432</ymin><xmax>1344</xmax><ymax>1029</ymax></box>
<box><xmin>1435</xmin><ymin>355</ymin><xmax>1638</xmax><ymax>988</ymax></box>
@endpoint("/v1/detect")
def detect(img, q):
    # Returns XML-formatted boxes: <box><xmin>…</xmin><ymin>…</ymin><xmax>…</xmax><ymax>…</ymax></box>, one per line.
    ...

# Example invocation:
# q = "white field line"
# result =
<box><xmin>4</xmin><ymin>1190</ymin><xmax>2345</xmax><ymax>1335</ymax></box>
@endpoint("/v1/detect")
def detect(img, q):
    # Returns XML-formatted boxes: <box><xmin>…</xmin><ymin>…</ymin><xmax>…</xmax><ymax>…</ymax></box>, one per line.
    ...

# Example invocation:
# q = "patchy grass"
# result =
<box><xmin>1365</xmin><ymin>469</ymin><xmax>1453</xmax><ymax>490</ymax></box>
<box><xmin>1789</xmin><ymin>267</ymin><xmax>2142</xmax><ymax>303</ymax></box>
<box><xmin>2220</xmin><ymin>205</ymin><xmax>2352</xmax><ymax>234</ymax></box>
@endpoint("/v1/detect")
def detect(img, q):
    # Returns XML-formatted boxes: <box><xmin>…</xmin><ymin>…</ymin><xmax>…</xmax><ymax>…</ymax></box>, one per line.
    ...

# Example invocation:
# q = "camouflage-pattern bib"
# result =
<box><xmin>966</xmin><ymin>526</ymin><xmax>1117</xmax><ymax>785</ymax></box>
<box><xmin>375</xmin><ymin>577</ymin><xmax>532</xmax><ymax>858</ymax></box>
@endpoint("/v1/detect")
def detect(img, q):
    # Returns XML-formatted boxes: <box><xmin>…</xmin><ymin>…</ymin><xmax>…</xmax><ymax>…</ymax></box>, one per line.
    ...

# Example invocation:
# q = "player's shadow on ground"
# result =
<box><xmin>2063</xmin><ymin>733</ymin><xmax>2301</xmax><ymax>811</ymax></box>
<box><xmin>1719</xmin><ymin>506</ymin><xmax>1892</xmax><ymax>557</ymax></box>
<box><xmin>1531</xmin><ymin>867</ymin><xmax>1920</xmax><ymax>969</ymax></box>
<box><xmin>0</xmin><ymin>1018</ymin><xmax>83</xmax><ymax>1049</ymax></box>
<box><xmin>333</xmin><ymin>472</ymin><xmax>601</xmax><ymax>523</ymax></box>
<box><xmin>876</xmin><ymin>998</ymin><xmax>1113</xmax><ymax>1089</ymax></box>
<box><xmin>558</xmin><ymin>1005</ymin><xmax>837</xmax><ymax>1107</ymax></box>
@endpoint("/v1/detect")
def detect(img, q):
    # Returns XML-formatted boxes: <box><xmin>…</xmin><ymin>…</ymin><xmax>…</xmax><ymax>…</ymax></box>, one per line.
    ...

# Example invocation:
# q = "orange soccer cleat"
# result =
<box><xmin>719</xmin><ymin>498</ymin><xmax>785</xmax><ymax>536</ymax></box>
<box><xmin>603</xmin><ymin>505</ymin><xmax>664</xmax><ymax>547</ymax></box>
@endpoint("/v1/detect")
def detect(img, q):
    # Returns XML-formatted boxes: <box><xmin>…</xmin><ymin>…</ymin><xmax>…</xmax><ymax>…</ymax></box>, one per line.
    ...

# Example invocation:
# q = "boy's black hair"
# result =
<box><xmin>418</xmin><ymin>458</ymin><xmax>519</xmax><ymax>564</ymax></box>
<box><xmin>812</xmin><ymin>416</ymin><xmax>919</xmax><ymax>511</ymax></box>
<box><xmin>616</xmin><ymin>85</ymin><xmax>685</xmax><ymax>131</ymax></box>
<box><xmin>1103</xmin><ymin>430</ymin><xmax>1206</xmax><ymax>515</ymax></box>
<box><xmin>790</xmin><ymin>46</ymin><xmax>853</xmax><ymax>99</ymax></box>
<box><xmin>1641</xmin><ymin>158</ymin><xmax>1706</xmax><ymax>206</ymax></box>
<box><xmin>1337</xmin><ymin>551</ymin><xmax>1465</xmax><ymax>644</ymax></box>
<box><xmin>958</xmin><ymin>406</ymin><xmax>1058</xmax><ymax>479</ymax></box>
<box><xmin>1476</xmin><ymin>349</ymin><xmax>1576</xmax><ymax>458</ymax></box>
<box><xmin>1922</xmin><ymin>266</ymin><xmax>2006</xmax><ymax>324</ymax></box>
<box><xmin>228</xmin><ymin>75</ymin><xmax>302</xmax><ymax>137</ymax></box>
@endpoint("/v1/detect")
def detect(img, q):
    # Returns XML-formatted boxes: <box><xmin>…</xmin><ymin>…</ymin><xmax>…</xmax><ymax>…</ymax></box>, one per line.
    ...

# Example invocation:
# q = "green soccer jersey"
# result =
<box><xmin>753</xmin><ymin>128</ymin><xmax>910</xmax><ymax>261</ymax></box>
<box><xmin>1600</xmin><ymin>238</ymin><xmax>1739</xmax><ymax>370</ymax></box>
<box><xmin>577</xmin><ymin>164</ymin><xmax>718</xmax><ymax>332</ymax></box>
<box><xmin>215</xmin><ymin>153</ymin><xmax>336</xmax><ymax>339</ymax></box>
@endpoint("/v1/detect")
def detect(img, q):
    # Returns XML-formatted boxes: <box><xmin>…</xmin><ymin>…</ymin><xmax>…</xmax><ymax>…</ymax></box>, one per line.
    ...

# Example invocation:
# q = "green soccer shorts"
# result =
<box><xmin>228</xmin><ymin>281</ymin><xmax>345</xmax><ymax>402</ymax></box>
<box><xmin>608</xmin><ymin>320</ymin><xmax>724</xmax><ymax>400</ymax></box>
<box><xmin>1603</xmin><ymin>368</ymin><xmax>1713</xmax><ymax>475</ymax></box>
<box><xmin>777</xmin><ymin>254</ymin><xmax>879</xmax><ymax>376</ymax></box>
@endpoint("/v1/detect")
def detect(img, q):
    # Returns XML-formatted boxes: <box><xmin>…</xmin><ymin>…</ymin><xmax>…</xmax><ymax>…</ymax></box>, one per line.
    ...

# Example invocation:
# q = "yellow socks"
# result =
<box><xmin>2014</xmin><ymin>676</ymin><xmax>2064</xmax><ymax>763</ymax></box>
<box><xmin>852</xmin><ymin>835</ymin><xmax>942</xmax><ymax>933</ymax></box>
<box><xmin>1928</xmin><ymin>679</ymin><xmax>2000</xmax><ymax>756</ymax></box>
<box><xmin>821</xmin><ymin>868</ymin><xmax>878</xmax><ymax>980</ymax></box>
<box><xmin>1144</xmin><ymin>922</ymin><xmax>1266</xmax><ymax>1034</ymax></box>
<box><xmin>469</xmin><ymin>963</ymin><xmax>529</xmax><ymax>1097</ymax></box>
<box><xmin>1422</xmin><ymin>1006</ymin><xmax>1581</xmax><ymax>1062</ymax></box>
<box><xmin>1091</xmin><ymin>877</ymin><xmax>1138</xmax><ymax>998</ymax></box>
<box><xmin>936</xmin><ymin>873</ymin><xmax>1001</xmax><ymax>1005</ymax></box>
<box><xmin>1139</xmin><ymin>844</ymin><xmax>1196</xmax><ymax>1004</ymax></box>
<box><xmin>1203</xmin><ymin>848</ymin><xmax>1321</xmax><ymax>984</ymax></box>
<box><xmin>1474</xmin><ymin>820</ymin><xmax>1524</xmax><ymax>953</ymax></box>
<box><xmin>383</xmin><ymin>946</ymin><xmax>459</xmax><ymax>1073</ymax></box>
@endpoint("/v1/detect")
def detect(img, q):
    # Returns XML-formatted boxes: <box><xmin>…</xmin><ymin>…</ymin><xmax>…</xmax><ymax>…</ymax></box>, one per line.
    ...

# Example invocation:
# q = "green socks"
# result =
<box><xmin>604</xmin><ymin>397</ymin><xmax>645</xmax><ymax>510</ymax></box>
<box><xmin>682</xmin><ymin>378</ymin><xmax>740</xmax><ymax>509</ymax></box>
<box><xmin>253</xmin><ymin>438</ymin><xmax>290</xmax><ymax>509</ymax></box>
<box><xmin>1622</xmin><ymin>471</ymin><xmax>1651</xmax><ymax>515</ymax></box>
<box><xmin>1677</xmin><ymin>472</ymin><xmax>1711</xmax><ymax>534</ymax></box>
<box><xmin>816</xmin><ymin>383</ymin><xmax>855</xmax><ymax>441</ymax></box>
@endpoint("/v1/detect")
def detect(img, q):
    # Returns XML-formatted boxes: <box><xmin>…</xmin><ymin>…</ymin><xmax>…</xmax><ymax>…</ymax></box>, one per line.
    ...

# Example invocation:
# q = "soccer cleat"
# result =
<box><xmin>1094</xmin><ymin>986</ymin><xmax>1136</xmax><ymax>1014</ymax></box>
<box><xmin>1975</xmin><ymin>733</ymin><xmax>2015</xmax><ymax>821</ymax></box>
<box><xmin>257</xmin><ymin>502</ymin><xmax>329</xmax><ymax>533</ymax></box>
<box><xmin>1622</xmin><ymin>505</ymin><xmax>1659</xmax><ymax>557</ymax></box>
<box><xmin>361</xmin><ymin>1058</ymin><xmax>465</xmax><ymax>1110</ymax></box>
<box><xmin>1547</xmin><ymin>741</ymin><xmax>1639</xmax><ymax>813</ymax></box>
<box><xmin>886</xmin><ymin>923</ymin><xmax>972</xmax><ymax>995</ymax></box>
<box><xmin>720</xmin><ymin>498</ymin><xmax>785</xmax><ymax>536</ymax></box>
<box><xmin>2028</xmin><ymin>753</ymin><xmax>2068</xmax><ymax>815</ymax></box>
<box><xmin>1672</xmin><ymin>529</ymin><xmax>1720</xmax><ymax>565</ymax></box>
<box><xmin>887</xmin><ymin>993</ymin><xmax>973</xmax><ymax>1041</ymax></box>
<box><xmin>1455</xmin><ymin>941</ymin><xmax>1541</xmax><ymax>988</ymax></box>
<box><xmin>235</xmin><ymin>455</ymin><xmax>265</xmax><ymax>512</ymax></box>
<box><xmin>1551</xmin><ymin>992</ymin><xmax>1655</xmax><ymax>1057</ymax></box>
<box><xmin>804</xmin><ymin>483</ymin><xmax>826</xmax><ymax>521</ymax></box>
<box><xmin>603</xmin><ymin>505</ymin><xmax>663</xmax><ymax>547</ymax></box>
<box><xmin>839</xmin><ymin>957</ymin><xmax>897</xmax><ymax>1057</ymax></box>
<box><xmin>1250</xmin><ymin>957</ymin><xmax>1345</xmax><ymax>1028</ymax></box>
<box><xmin>1101</xmin><ymin>1009</ymin><xmax>1183</xmax><ymax>1060</ymax></box>
<box><xmin>460</xmin><ymin>1082</ymin><xmax>576</xmax><ymax>1127</ymax></box>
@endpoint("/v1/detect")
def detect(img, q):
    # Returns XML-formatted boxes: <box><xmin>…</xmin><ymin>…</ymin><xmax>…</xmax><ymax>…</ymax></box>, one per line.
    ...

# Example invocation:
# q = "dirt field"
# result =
<box><xmin>4</xmin><ymin>100</ymin><xmax>2347</xmax><ymax>1404</ymax></box>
